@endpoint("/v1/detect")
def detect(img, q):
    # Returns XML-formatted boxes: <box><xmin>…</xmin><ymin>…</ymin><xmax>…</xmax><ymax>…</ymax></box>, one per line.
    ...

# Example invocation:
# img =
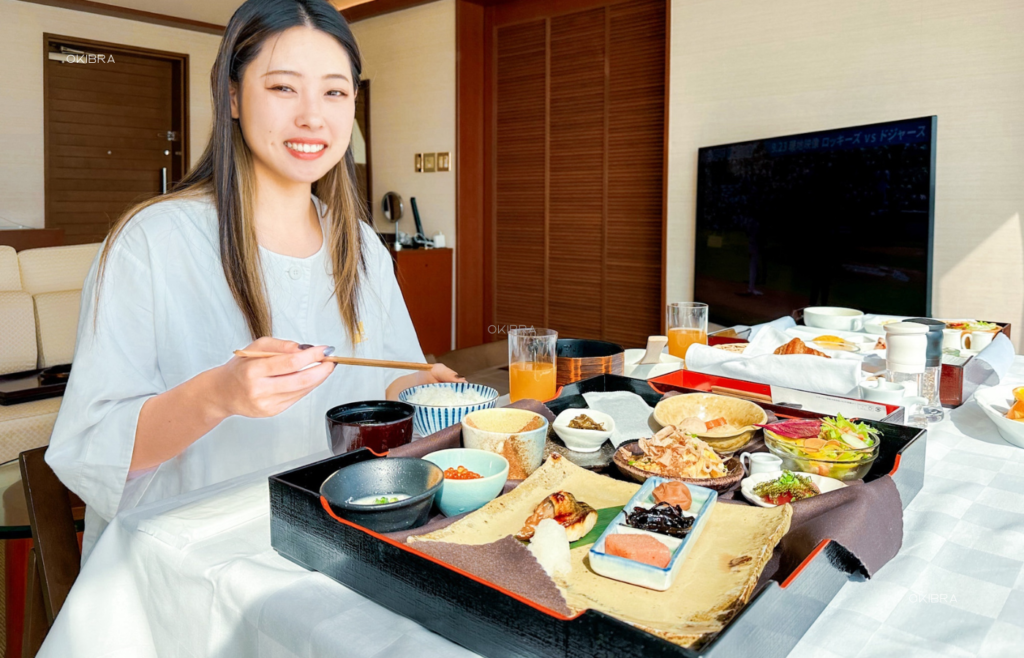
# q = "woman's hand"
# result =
<box><xmin>214</xmin><ymin>337</ymin><xmax>335</xmax><ymax>418</ymax></box>
<box><xmin>385</xmin><ymin>362</ymin><xmax>466</xmax><ymax>400</ymax></box>
<box><xmin>424</xmin><ymin>363</ymin><xmax>465</xmax><ymax>384</ymax></box>
<box><xmin>132</xmin><ymin>337</ymin><xmax>335</xmax><ymax>472</ymax></box>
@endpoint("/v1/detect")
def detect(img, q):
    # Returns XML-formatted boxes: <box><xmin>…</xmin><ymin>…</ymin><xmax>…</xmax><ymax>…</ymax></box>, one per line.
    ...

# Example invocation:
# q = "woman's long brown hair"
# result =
<box><xmin>96</xmin><ymin>0</ymin><xmax>367</xmax><ymax>344</ymax></box>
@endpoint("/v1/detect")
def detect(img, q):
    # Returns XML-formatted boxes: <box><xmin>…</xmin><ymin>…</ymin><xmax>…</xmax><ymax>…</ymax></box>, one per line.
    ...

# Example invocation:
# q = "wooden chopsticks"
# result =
<box><xmin>233</xmin><ymin>350</ymin><xmax>434</xmax><ymax>371</ymax></box>
<box><xmin>710</xmin><ymin>385</ymin><xmax>773</xmax><ymax>404</ymax></box>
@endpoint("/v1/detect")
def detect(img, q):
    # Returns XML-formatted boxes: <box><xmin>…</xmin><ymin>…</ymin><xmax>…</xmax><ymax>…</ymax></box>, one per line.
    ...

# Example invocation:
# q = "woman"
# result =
<box><xmin>45</xmin><ymin>0</ymin><xmax>460</xmax><ymax>561</ymax></box>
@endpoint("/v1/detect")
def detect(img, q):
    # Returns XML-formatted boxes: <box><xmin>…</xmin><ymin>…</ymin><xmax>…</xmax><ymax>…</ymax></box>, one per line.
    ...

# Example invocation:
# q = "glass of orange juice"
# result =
<box><xmin>666</xmin><ymin>302</ymin><xmax>708</xmax><ymax>361</ymax></box>
<box><xmin>508</xmin><ymin>327</ymin><xmax>558</xmax><ymax>403</ymax></box>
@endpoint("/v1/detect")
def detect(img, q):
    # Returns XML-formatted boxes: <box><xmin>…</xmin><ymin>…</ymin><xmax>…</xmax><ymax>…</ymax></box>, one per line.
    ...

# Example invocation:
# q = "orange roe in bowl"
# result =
<box><xmin>443</xmin><ymin>465</ymin><xmax>482</xmax><ymax>480</ymax></box>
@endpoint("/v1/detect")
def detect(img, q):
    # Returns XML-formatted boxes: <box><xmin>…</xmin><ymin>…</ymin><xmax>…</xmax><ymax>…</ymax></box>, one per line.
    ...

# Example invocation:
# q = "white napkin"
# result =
<box><xmin>965</xmin><ymin>333</ymin><xmax>1015</xmax><ymax>390</ymax></box>
<box><xmin>582</xmin><ymin>391</ymin><xmax>655</xmax><ymax>447</ymax></box>
<box><xmin>685</xmin><ymin>326</ymin><xmax>863</xmax><ymax>397</ymax></box>
<box><xmin>748</xmin><ymin>315</ymin><xmax>797</xmax><ymax>340</ymax></box>
<box><xmin>133</xmin><ymin>481</ymin><xmax>269</xmax><ymax>549</ymax></box>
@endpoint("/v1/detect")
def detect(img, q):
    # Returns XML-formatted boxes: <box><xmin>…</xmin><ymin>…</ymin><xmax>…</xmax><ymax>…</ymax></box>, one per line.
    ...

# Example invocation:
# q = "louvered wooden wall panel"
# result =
<box><xmin>494</xmin><ymin>20</ymin><xmax>547</xmax><ymax>330</ymax></box>
<box><xmin>605</xmin><ymin>0</ymin><xmax>666</xmax><ymax>347</ymax></box>
<box><xmin>548</xmin><ymin>8</ymin><xmax>606</xmax><ymax>340</ymax></box>
<box><xmin>491</xmin><ymin>1</ymin><xmax>665</xmax><ymax>347</ymax></box>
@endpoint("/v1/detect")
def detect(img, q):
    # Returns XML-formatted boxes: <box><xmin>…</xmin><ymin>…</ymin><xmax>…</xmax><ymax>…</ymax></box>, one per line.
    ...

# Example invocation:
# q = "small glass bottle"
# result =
<box><xmin>907</xmin><ymin>318</ymin><xmax>946</xmax><ymax>423</ymax></box>
<box><xmin>903</xmin><ymin>396</ymin><xmax>930</xmax><ymax>428</ymax></box>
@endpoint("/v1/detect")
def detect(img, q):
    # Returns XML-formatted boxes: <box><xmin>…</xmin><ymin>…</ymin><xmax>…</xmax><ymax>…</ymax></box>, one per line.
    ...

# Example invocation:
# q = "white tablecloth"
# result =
<box><xmin>39</xmin><ymin>361</ymin><xmax>1024</xmax><ymax>658</ymax></box>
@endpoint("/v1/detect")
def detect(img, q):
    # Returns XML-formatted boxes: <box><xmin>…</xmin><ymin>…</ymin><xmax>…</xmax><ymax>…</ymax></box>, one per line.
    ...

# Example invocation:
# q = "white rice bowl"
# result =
<box><xmin>399</xmin><ymin>383</ymin><xmax>500</xmax><ymax>436</ymax></box>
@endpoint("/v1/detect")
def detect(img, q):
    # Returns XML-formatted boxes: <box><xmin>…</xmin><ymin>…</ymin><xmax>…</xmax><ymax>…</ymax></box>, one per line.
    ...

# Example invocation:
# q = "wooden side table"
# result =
<box><xmin>390</xmin><ymin>248</ymin><xmax>453</xmax><ymax>358</ymax></box>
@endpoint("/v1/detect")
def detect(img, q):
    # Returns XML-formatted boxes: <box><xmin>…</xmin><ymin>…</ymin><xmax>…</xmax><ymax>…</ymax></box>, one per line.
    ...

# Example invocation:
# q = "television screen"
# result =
<box><xmin>694</xmin><ymin>116</ymin><xmax>936</xmax><ymax>327</ymax></box>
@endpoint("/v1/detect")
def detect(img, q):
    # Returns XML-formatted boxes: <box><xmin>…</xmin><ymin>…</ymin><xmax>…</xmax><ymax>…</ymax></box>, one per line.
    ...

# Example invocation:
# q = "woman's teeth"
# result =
<box><xmin>285</xmin><ymin>142</ymin><xmax>326</xmax><ymax>153</ymax></box>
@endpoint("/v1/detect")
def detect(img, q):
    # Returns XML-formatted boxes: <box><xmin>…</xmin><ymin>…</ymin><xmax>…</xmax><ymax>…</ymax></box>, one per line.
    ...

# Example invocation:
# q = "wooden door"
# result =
<box><xmin>44</xmin><ymin>37</ymin><xmax>188</xmax><ymax>245</ymax></box>
<box><xmin>486</xmin><ymin>0</ymin><xmax>666</xmax><ymax>349</ymax></box>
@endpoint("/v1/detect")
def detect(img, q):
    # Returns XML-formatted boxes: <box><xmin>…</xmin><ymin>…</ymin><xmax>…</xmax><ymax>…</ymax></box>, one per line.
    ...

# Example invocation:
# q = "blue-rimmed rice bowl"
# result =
<box><xmin>399</xmin><ymin>383</ymin><xmax>500</xmax><ymax>436</ymax></box>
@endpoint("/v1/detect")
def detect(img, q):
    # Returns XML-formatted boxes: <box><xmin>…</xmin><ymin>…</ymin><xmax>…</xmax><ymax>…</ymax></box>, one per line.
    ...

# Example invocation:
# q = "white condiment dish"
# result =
<box><xmin>740</xmin><ymin>471</ymin><xmax>846</xmax><ymax>508</ymax></box>
<box><xmin>863</xmin><ymin>315</ymin><xmax>908</xmax><ymax>335</ymax></box>
<box><xmin>589</xmin><ymin>477</ymin><xmax>717</xmax><ymax>591</ymax></box>
<box><xmin>803</xmin><ymin>307</ymin><xmax>865</xmax><ymax>332</ymax></box>
<box><xmin>551</xmin><ymin>408</ymin><xmax>615</xmax><ymax>453</ymax></box>
<box><xmin>859</xmin><ymin>379</ymin><xmax>911</xmax><ymax>405</ymax></box>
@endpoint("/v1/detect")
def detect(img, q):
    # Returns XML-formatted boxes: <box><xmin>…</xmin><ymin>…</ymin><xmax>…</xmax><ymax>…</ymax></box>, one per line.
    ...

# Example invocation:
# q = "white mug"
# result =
<box><xmin>961</xmin><ymin>331</ymin><xmax>995</xmax><ymax>352</ymax></box>
<box><xmin>740</xmin><ymin>451</ymin><xmax>783</xmax><ymax>476</ymax></box>
<box><xmin>942</xmin><ymin>328</ymin><xmax>962</xmax><ymax>351</ymax></box>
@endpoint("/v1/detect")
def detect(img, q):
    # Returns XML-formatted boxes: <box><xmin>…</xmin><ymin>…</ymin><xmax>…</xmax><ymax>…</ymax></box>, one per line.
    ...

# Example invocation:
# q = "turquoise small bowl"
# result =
<box><xmin>423</xmin><ymin>448</ymin><xmax>509</xmax><ymax>517</ymax></box>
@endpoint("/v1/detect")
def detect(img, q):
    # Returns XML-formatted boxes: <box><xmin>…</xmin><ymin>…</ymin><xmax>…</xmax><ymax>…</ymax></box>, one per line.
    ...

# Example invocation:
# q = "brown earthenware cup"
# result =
<box><xmin>325</xmin><ymin>400</ymin><xmax>415</xmax><ymax>456</ymax></box>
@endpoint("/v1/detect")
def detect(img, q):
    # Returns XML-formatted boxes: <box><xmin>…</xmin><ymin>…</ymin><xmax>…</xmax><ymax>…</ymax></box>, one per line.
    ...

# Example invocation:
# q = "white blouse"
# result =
<box><xmin>45</xmin><ymin>196</ymin><xmax>424</xmax><ymax>559</ymax></box>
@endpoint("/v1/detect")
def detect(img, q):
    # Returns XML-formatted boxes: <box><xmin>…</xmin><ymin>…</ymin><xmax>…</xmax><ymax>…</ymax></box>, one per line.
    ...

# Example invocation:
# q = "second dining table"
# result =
<box><xmin>35</xmin><ymin>359</ymin><xmax>1024</xmax><ymax>658</ymax></box>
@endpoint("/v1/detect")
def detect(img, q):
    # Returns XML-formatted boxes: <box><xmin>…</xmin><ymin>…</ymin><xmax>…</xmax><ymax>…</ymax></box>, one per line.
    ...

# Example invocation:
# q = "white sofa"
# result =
<box><xmin>0</xmin><ymin>243</ymin><xmax>99</xmax><ymax>463</ymax></box>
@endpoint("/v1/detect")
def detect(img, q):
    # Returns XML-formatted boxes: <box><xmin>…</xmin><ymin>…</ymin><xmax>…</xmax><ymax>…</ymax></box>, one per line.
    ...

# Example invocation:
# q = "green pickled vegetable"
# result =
<box><xmin>752</xmin><ymin>470</ymin><xmax>820</xmax><ymax>503</ymax></box>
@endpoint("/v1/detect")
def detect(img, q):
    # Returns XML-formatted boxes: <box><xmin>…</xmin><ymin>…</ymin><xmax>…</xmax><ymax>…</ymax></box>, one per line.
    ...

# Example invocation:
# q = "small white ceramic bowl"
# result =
<box><xmin>863</xmin><ymin>316</ymin><xmax>908</xmax><ymax>336</ymax></box>
<box><xmin>858</xmin><ymin>379</ymin><xmax>911</xmax><ymax>405</ymax></box>
<box><xmin>975</xmin><ymin>386</ymin><xmax>1024</xmax><ymax>449</ymax></box>
<box><xmin>803</xmin><ymin>307</ymin><xmax>864</xmax><ymax>332</ymax></box>
<box><xmin>551</xmin><ymin>408</ymin><xmax>615</xmax><ymax>453</ymax></box>
<box><xmin>740</xmin><ymin>471</ymin><xmax>847</xmax><ymax>508</ymax></box>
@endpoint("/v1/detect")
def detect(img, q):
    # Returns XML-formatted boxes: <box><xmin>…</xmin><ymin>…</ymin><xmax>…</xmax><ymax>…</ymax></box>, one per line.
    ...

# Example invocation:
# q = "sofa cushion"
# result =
<box><xmin>33</xmin><ymin>290</ymin><xmax>82</xmax><ymax>368</ymax></box>
<box><xmin>0</xmin><ymin>291</ymin><xmax>38</xmax><ymax>375</ymax></box>
<box><xmin>0</xmin><ymin>245</ymin><xmax>21</xmax><ymax>291</ymax></box>
<box><xmin>18</xmin><ymin>243</ymin><xmax>99</xmax><ymax>295</ymax></box>
<box><xmin>0</xmin><ymin>397</ymin><xmax>62</xmax><ymax>463</ymax></box>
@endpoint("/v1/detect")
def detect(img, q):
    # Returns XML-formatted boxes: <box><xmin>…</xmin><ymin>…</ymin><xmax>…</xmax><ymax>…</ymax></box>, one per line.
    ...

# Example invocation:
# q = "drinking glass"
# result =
<box><xmin>508</xmin><ymin>327</ymin><xmax>558</xmax><ymax>403</ymax></box>
<box><xmin>666</xmin><ymin>302</ymin><xmax>708</xmax><ymax>360</ymax></box>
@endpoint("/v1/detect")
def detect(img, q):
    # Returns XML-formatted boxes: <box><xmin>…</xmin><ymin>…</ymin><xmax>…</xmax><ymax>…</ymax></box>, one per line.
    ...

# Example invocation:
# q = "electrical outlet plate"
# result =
<box><xmin>423</xmin><ymin>152</ymin><xmax>436</xmax><ymax>172</ymax></box>
<box><xmin>414</xmin><ymin>153</ymin><xmax>423</xmax><ymax>173</ymax></box>
<box><xmin>437</xmin><ymin>152</ymin><xmax>451</xmax><ymax>172</ymax></box>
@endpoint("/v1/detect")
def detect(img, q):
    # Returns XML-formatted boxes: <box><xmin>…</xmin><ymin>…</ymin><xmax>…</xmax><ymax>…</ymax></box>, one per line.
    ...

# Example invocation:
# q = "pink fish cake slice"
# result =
<box><xmin>604</xmin><ymin>533</ymin><xmax>672</xmax><ymax>569</ymax></box>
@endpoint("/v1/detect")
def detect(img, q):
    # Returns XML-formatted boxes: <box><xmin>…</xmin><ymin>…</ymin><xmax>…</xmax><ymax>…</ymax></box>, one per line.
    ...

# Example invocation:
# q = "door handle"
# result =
<box><xmin>161</xmin><ymin>167</ymin><xmax>167</xmax><ymax>194</ymax></box>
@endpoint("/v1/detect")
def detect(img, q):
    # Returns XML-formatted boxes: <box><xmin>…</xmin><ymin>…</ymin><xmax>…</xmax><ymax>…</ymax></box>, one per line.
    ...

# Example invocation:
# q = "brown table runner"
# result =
<box><xmin>387</xmin><ymin>392</ymin><xmax>903</xmax><ymax>581</ymax></box>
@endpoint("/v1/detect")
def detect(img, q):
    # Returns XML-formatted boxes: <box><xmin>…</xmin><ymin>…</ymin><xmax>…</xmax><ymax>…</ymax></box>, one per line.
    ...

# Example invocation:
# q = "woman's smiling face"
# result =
<box><xmin>231</xmin><ymin>26</ymin><xmax>355</xmax><ymax>187</ymax></box>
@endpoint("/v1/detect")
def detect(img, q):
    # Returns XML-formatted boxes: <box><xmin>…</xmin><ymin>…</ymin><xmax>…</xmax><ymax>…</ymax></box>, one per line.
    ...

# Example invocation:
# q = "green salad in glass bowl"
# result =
<box><xmin>758</xmin><ymin>415</ymin><xmax>880</xmax><ymax>481</ymax></box>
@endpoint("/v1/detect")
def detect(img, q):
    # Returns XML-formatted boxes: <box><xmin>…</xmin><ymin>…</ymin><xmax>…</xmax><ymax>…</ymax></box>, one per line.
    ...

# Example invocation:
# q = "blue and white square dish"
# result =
<box><xmin>588</xmin><ymin>477</ymin><xmax>717</xmax><ymax>591</ymax></box>
<box><xmin>399</xmin><ymin>382</ymin><xmax>500</xmax><ymax>436</ymax></box>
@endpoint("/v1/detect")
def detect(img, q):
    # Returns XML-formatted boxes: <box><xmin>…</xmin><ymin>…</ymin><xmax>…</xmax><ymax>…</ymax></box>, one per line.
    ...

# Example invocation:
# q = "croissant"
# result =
<box><xmin>774</xmin><ymin>337</ymin><xmax>830</xmax><ymax>358</ymax></box>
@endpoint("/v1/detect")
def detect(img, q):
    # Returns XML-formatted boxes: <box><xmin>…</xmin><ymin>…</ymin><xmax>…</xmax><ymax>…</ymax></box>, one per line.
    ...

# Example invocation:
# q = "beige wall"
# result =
<box><xmin>350</xmin><ymin>0</ymin><xmax>456</xmax><ymax>246</ymax></box>
<box><xmin>667</xmin><ymin>0</ymin><xmax>1024</xmax><ymax>345</ymax></box>
<box><xmin>0</xmin><ymin>0</ymin><xmax>221</xmax><ymax>230</ymax></box>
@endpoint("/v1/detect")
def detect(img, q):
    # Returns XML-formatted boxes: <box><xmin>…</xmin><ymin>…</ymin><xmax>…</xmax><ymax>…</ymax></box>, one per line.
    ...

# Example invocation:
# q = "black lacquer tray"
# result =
<box><xmin>270</xmin><ymin>375</ymin><xmax>927</xmax><ymax>657</ymax></box>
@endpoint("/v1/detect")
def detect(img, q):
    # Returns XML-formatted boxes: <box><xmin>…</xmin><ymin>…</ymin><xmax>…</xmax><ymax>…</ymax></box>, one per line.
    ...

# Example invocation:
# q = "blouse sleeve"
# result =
<box><xmin>45</xmin><ymin>216</ymin><xmax>164</xmax><ymax>523</ymax></box>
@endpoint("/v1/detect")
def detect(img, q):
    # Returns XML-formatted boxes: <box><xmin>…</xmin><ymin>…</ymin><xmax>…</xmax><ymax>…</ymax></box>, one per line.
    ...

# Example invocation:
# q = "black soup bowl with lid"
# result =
<box><xmin>325</xmin><ymin>400</ymin><xmax>415</xmax><ymax>456</ymax></box>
